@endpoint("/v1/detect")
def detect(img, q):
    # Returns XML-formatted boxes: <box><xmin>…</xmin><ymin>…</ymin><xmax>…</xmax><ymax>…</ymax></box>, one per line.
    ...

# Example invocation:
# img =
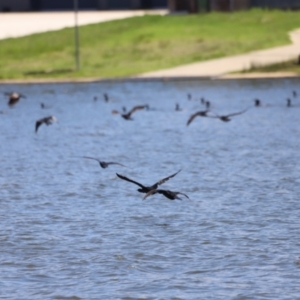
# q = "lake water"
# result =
<box><xmin>0</xmin><ymin>78</ymin><xmax>299</xmax><ymax>299</ymax></box>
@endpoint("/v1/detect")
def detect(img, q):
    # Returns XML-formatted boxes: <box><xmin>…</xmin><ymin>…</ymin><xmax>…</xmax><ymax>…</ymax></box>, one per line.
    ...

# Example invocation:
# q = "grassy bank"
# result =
<box><xmin>1</xmin><ymin>9</ymin><xmax>300</xmax><ymax>80</ymax></box>
<box><xmin>241</xmin><ymin>59</ymin><xmax>300</xmax><ymax>74</ymax></box>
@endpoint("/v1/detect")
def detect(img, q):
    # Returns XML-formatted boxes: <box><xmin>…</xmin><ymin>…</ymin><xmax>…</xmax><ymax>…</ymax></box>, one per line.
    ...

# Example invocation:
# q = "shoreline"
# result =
<box><xmin>0</xmin><ymin>72</ymin><xmax>299</xmax><ymax>85</ymax></box>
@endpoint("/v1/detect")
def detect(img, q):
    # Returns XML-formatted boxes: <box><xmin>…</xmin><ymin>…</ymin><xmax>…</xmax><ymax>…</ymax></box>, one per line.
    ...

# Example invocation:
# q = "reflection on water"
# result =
<box><xmin>0</xmin><ymin>78</ymin><xmax>300</xmax><ymax>299</ymax></box>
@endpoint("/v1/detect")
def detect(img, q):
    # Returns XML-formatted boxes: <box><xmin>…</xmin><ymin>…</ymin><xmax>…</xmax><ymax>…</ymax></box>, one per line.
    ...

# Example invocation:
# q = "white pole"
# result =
<box><xmin>74</xmin><ymin>0</ymin><xmax>80</xmax><ymax>71</ymax></box>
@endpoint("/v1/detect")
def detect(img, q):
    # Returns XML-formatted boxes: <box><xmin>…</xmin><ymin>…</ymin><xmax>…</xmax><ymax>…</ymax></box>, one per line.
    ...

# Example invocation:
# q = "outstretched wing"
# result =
<box><xmin>187</xmin><ymin>112</ymin><xmax>200</xmax><ymax>126</ymax></box>
<box><xmin>187</xmin><ymin>111</ymin><xmax>208</xmax><ymax>126</ymax></box>
<box><xmin>127</xmin><ymin>105</ymin><xmax>146</xmax><ymax>116</ymax></box>
<box><xmin>82</xmin><ymin>156</ymin><xmax>101</xmax><ymax>163</ymax></box>
<box><xmin>143</xmin><ymin>189</ymin><xmax>189</xmax><ymax>200</ymax></box>
<box><xmin>106</xmin><ymin>162</ymin><xmax>127</xmax><ymax>167</ymax></box>
<box><xmin>154</xmin><ymin>169</ymin><xmax>181</xmax><ymax>187</ymax></box>
<box><xmin>176</xmin><ymin>192</ymin><xmax>190</xmax><ymax>199</ymax></box>
<box><xmin>35</xmin><ymin>120</ymin><xmax>43</xmax><ymax>133</ymax></box>
<box><xmin>116</xmin><ymin>173</ymin><xmax>146</xmax><ymax>189</ymax></box>
<box><xmin>226</xmin><ymin>108</ymin><xmax>248</xmax><ymax>118</ymax></box>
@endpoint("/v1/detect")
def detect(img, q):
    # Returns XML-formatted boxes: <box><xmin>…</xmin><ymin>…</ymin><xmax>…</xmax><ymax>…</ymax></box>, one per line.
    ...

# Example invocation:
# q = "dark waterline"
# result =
<box><xmin>0</xmin><ymin>78</ymin><xmax>300</xmax><ymax>299</ymax></box>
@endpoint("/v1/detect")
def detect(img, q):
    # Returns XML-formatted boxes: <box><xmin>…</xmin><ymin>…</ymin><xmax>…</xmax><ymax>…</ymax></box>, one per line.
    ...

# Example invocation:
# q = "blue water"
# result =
<box><xmin>0</xmin><ymin>78</ymin><xmax>300</xmax><ymax>299</ymax></box>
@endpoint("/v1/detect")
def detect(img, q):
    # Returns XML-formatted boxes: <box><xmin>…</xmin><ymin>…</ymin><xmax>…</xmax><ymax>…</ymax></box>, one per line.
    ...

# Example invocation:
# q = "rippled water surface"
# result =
<box><xmin>1</xmin><ymin>78</ymin><xmax>300</xmax><ymax>299</ymax></box>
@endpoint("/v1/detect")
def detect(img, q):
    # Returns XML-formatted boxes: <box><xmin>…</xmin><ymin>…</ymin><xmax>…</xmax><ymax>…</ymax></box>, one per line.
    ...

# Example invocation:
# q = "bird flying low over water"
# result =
<box><xmin>104</xmin><ymin>93</ymin><xmax>109</xmax><ymax>102</ymax></box>
<box><xmin>293</xmin><ymin>90</ymin><xmax>297</xmax><ymax>97</ymax></box>
<box><xmin>254</xmin><ymin>99</ymin><xmax>261</xmax><ymax>107</ymax></box>
<box><xmin>175</xmin><ymin>103</ymin><xmax>182</xmax><ymax>111</ymax></box>
<box><xmin>143</xmin><ymin>189</ymin><xmax>189</xmax><ymax>200</ymax></box>
<box><xmin>116</xmin><ymin>169</ymin><xmax>181</xmax><ymax>193</ymax></box>
<box><xmin>205</xmin><ymin>101</ymin><xmax>211</xmax><ymax>109</ymax></box>
<box><xmin>40</xmin><ymin>102</ymin><xmax>52</xmax><ymax>109</ymax></box>
<box><xmin>254</xmin><ymin>99</ymin><xmax>271</xmax><ymax>107</ymax></box>
<box><xmin>186</xmin><ymin>110</ymin><xmax>210</xmax><ymax>126</ymax></box>
<box><xmin>112</xmin><ymin>105</ymin><xmax>147</xmax><ymax>120</ymax></box>
<box><xmin>208</xmin><ymin>109</ymin><xmax>248</xmax><ymax>122</ymax></box>
<box><xmin>35</xmin><ymin>116</ymin><xmax>57</xmax><ymax>133</ymax></box>
<box><xmin>5</xmin><ymin>92</ymin><xmax>26</xmax><ymax>107</ymax></box>
<box><xmin>81</xmin><ymin>156</ymin><xmax>127</xmax><ymax>169</ymax></box>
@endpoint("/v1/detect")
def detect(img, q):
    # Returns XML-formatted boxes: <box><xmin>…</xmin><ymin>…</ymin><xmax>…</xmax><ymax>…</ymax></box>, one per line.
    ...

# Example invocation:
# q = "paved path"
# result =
<box><xmin>138</xmin><ymin>28</ymin><xmax>300</xmax><ymax>78</ymax></box>
<box><xmin>0</xmin><ymin>10</ymin><xmax>167</xmax><ymax>40</ymax></box>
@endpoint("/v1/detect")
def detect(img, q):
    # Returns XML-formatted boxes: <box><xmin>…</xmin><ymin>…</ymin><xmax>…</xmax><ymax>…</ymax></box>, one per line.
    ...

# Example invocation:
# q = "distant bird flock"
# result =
<box><xmin>2</xmin><ymin>88</ymin><xmax>299</xmax><ymax>202</ymax></box>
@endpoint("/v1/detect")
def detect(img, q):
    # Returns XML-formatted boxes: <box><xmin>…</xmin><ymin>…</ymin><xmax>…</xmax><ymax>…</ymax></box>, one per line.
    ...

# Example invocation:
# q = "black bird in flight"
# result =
<box><xmin>112</xmin><ymin>105</ymin><xmax>147</xmax><ymax>120</ymax></box>
<box><xmin>186</xmin><ymin>110</ymin><xmax>210</xmax><ymax>126</ymax></box>
<box><xmin>116</xmin><ymin>170</ymin><xmax>181</xmax><ymax>193</ymax></box>
<box><xmin>5</xmin><ymin>92</ymin><xmax>26</xmax><ymax>107</ymax></box>
<box><xmin>143</xmin><ymin>189</ymin><xmax>189</xmax><ymax>200</ymax></box>
<box><xmin>82</xmin><ymin>156</ymin><xmax>127</xmax><ymax>169</ymax></box>
<box><xmin>209</xmin><ymin>109</ymin><xmax>248</xmax><ymax>122</ymax></box>
<box><xmin>35</xmin><ymin>116</ymin><xmax>57</xmax><ymax>133</ymax></box>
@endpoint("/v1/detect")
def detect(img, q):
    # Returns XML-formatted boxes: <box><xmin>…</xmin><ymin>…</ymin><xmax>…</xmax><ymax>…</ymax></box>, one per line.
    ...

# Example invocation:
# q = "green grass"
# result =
<box><xmin>1</xmin><ymin>9</ymin><xmax>300</xmax><ymax>80</ymax></box>
<box><xmin>241</xmin><ymin>59</ymin><xmax>300</xmax><ymax>74</ymax></box>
